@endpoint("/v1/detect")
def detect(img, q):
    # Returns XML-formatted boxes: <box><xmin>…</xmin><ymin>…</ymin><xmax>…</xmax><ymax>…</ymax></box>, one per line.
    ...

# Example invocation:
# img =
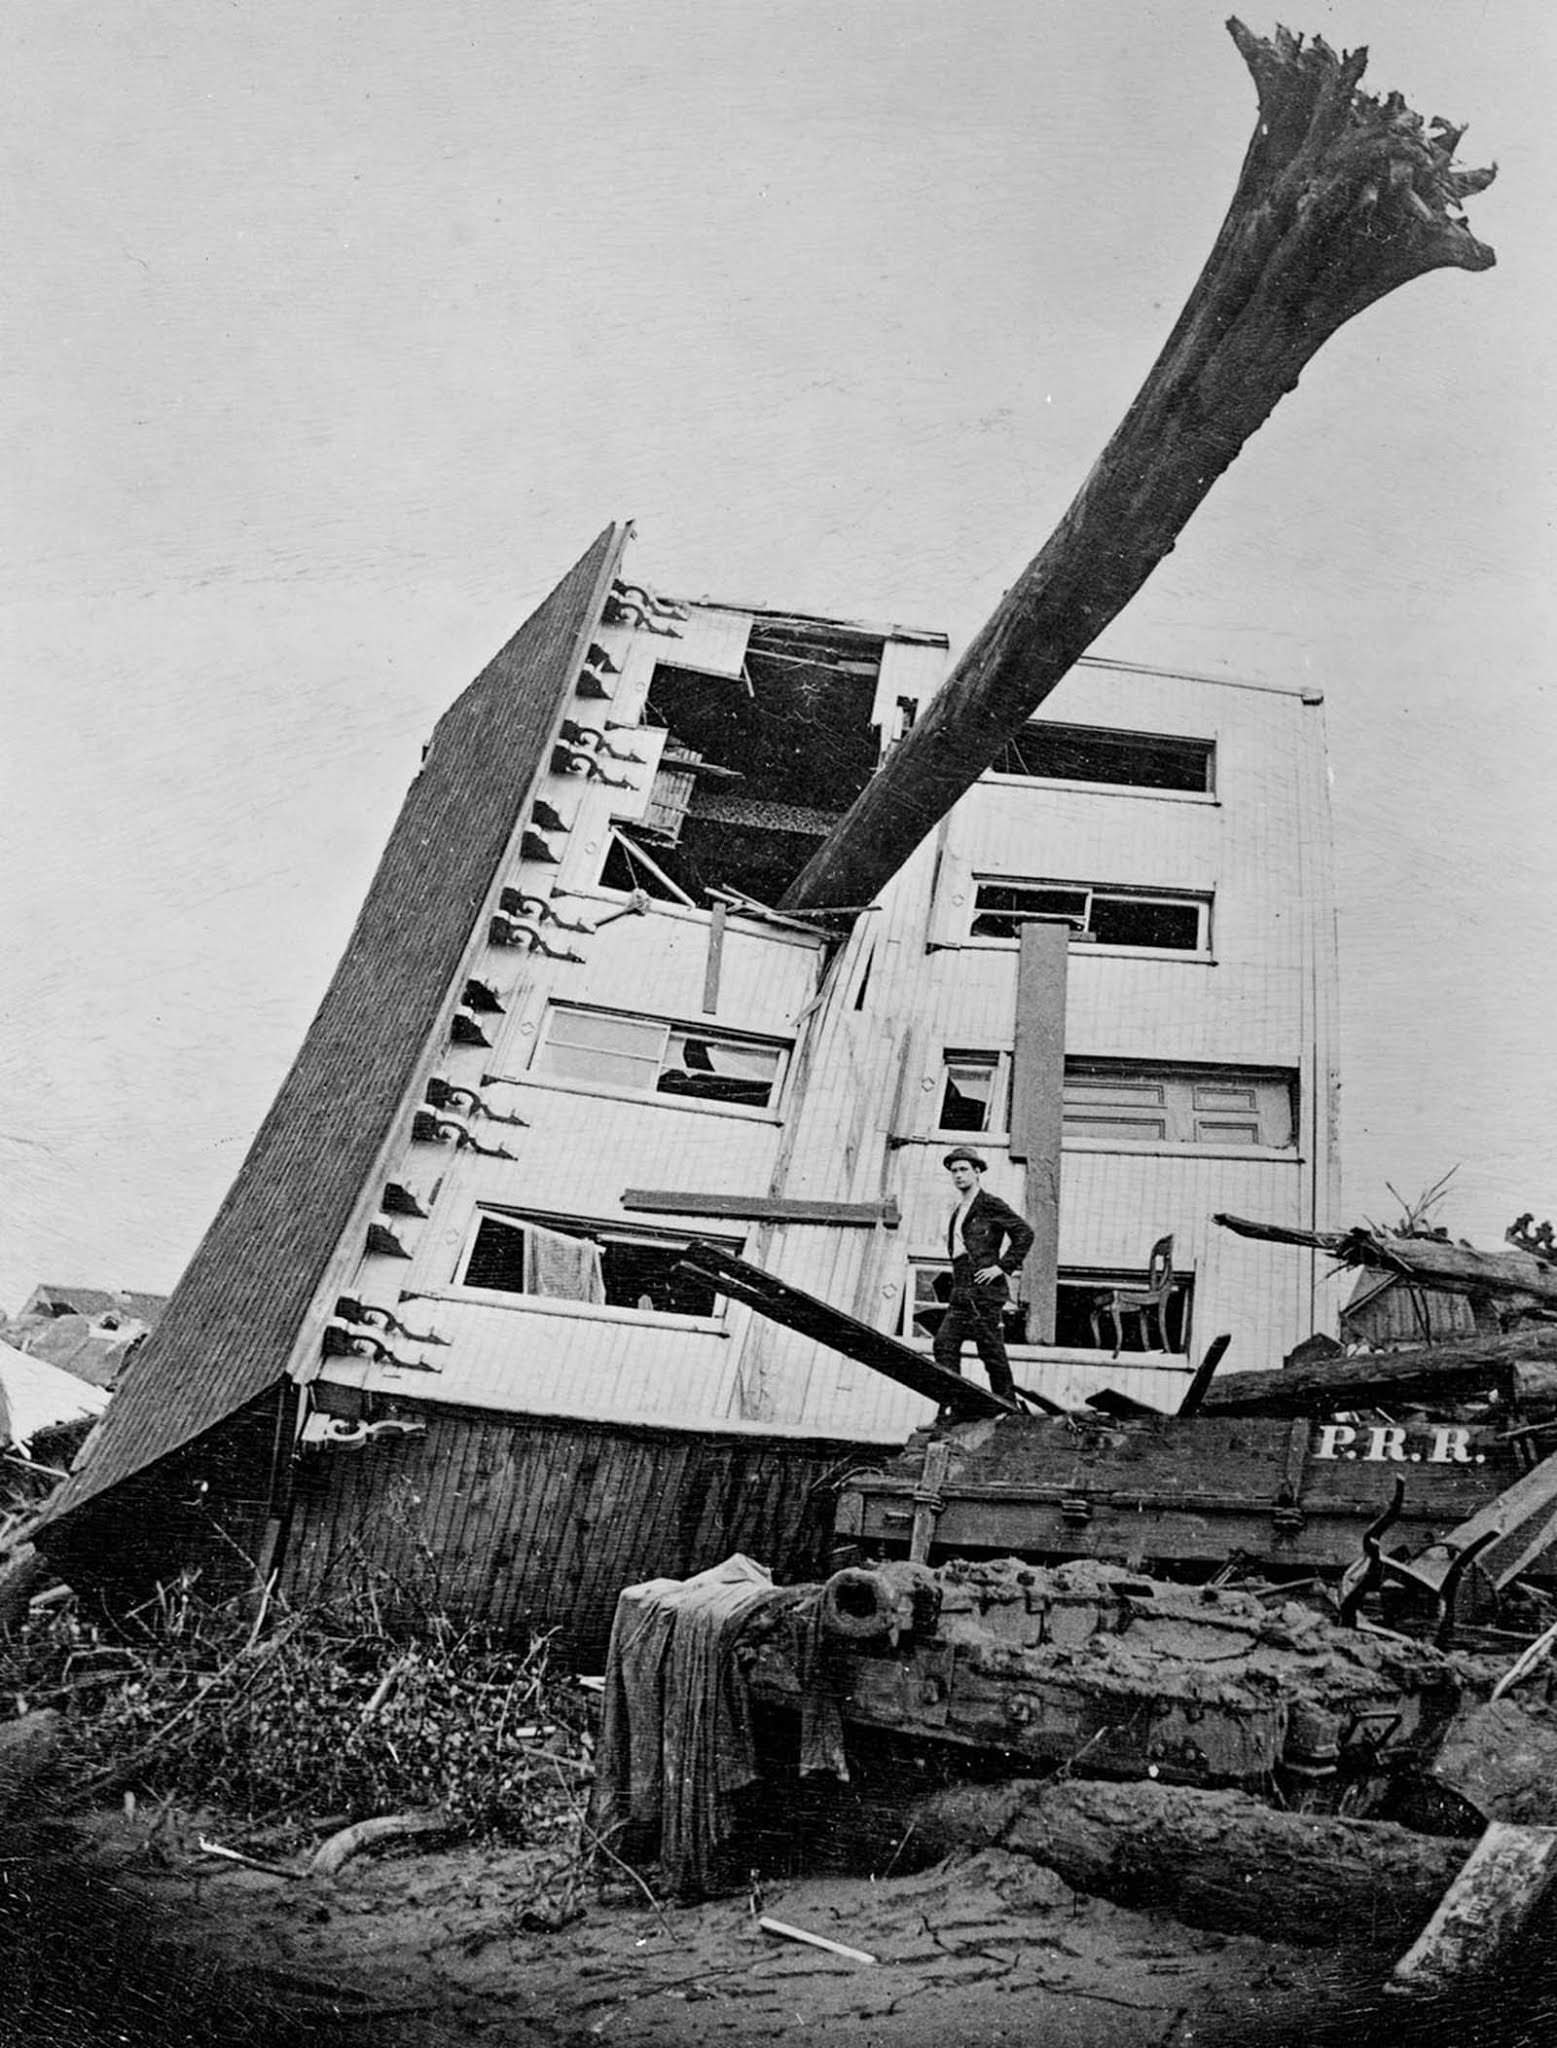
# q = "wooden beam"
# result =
<box><xmin>780</xmin><ymin>24</ymin><xmax>1494</xmax><ymax>912</ymax></box>
<box><xmin>701</xmin><ymin>900</ymin><xmax>726</xmax><ymax>1014</ymax></box>
<box><xmin>1392</xmin><ymin>1822</ymin><xmax>1557</xmax><ymax>1996</ymax></box>
<box><xmin>673</xmin><ymin>1241</ymin><xmax>1015</xmax><ymax>1420</ymax></box>
<box><xmin>1405</xmin><ymin>1452</ymin><xmax>1557</xmax><ymax>1596</ymax></box>
<box><xmin>623</xmin><ymin>1189</ymin><xmax>902</xmax><ymax>1229</ymax></box>
<box><xmin>1197</xmin><ymin>1328</ymin><xmax>1557</xmax><ymax>1419</ymax></box>
<box><xmin>911</xmin><ymin>1779</ymin><xmax>1470</xmax><ymax>1950</ymax></box>
<box><xmin>1009</xmin><ymin>920</ymin><xmax>1069</xmax><ymax>1344</ymax></box>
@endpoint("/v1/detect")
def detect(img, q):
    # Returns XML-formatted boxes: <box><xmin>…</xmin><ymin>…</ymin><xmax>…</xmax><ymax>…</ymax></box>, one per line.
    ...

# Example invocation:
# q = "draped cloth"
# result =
<box><xmin>526</xmin><ymin>1221</ymin><xmax>605</xmax><ymax>1304</ymax></box>
<box><xmin>589</xmin><ymin>1556</ymin><xmax>850</xmax><ymax>1897</ymax></box>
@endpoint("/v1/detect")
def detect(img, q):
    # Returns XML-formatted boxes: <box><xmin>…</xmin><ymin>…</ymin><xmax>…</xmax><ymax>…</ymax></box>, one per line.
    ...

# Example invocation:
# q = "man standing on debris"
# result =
<box><xmin>933</xmin><ymin>1146</ymin><xmax>1034</xmax><ymax>1404</ymax></box>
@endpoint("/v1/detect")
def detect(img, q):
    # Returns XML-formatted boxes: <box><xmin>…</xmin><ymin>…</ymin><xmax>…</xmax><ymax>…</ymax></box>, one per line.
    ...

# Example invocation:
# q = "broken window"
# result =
<box><xmin>905</xmin><ymin>1262</ymin><xmax>1028</xmax><ymax>1348</ymax></box>
<box><xmin>933</xmin><ymin>1055</ymin><xmax>1295</xmax><ymax>1147</ymax></box>
<box><xmin>970</xmin><ymin>880</ymin><xmax>1210</xmax><ymax>952</ymax></box>
<box><xmin>598</xmin><ymin>830</ymin><xmax>696</xmax><ymax>904</ymax></box>
<box><xmin>531</xmin><ymin>1004</ymin><xmax>787</xmax><ymax>1110</ymax></box>
<box><xmin>1054</xmin><ymin>1270</ymin><xmax>1195</xmax><ymax>1354</ymax></box>
<box><xmin>937</xmin><ymin>1052</ymin><xmax>1010</xmax><ymax>1134</ymax></box>
<box><xmin>459</xmin><ymin>1210</ymin><xmax>734</xmax><ymax>1319</ymax></box>
<box><xmin>989</xmin><ymin>722</ymin><xmax>1214</xmax><ymax>793</ymax></box>
<box><xmin>904</xmin><ymin>1259</ymin><xmax>1195</xmax><ymax>1353</ymax></box>
<box><xmin>633</xmin><ymin>617</ymin><xmax>886</xmax><ymax>905</ymax></box>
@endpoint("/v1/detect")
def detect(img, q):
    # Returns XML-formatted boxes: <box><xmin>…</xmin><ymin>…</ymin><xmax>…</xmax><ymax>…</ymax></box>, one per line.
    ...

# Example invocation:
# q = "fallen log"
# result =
<box><xmin>782</xmin><ymin>22</ymin><xmax>1495</xmax><ymax>912</ymax></box>
<box><xmin>1198</xmin><ymin>1328</ymin><xmax>1557</xmax><ymax>1419</ymax></box>
<box><xmin>911</xmin><ymin>1777</ymin><xmax>1469</xmax><ymax>1948</ymax></box>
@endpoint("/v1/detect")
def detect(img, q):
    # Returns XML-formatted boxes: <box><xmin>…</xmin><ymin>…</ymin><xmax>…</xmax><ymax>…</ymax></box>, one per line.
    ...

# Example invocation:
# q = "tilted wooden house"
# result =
<box><xmin>33</xmin><ymin>527</ymin><xmax>1341</xmax><ymax>1658</ymax></box>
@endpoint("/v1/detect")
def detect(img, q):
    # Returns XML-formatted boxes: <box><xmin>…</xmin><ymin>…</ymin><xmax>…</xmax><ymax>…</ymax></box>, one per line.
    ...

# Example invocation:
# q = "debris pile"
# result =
<box><xmin>2</xmin><ymin>1568</ymin><xmax>589</xmax><ymax>1847</ymax></box>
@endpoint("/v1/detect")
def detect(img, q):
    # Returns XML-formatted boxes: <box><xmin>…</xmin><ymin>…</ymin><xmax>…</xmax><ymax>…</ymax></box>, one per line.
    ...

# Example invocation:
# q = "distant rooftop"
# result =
<box><xmin>18</xmin><ymin>1284</ymin><xmax>169</xmax><ymax>1327</ymax></box>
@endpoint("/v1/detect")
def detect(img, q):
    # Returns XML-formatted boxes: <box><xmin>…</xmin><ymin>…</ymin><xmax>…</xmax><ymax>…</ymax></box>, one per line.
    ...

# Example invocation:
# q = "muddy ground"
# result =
<box><xmin>12</xmin><ymin>1800</ymin><xmax>1547</xmax><ymax>2048</ymax></box>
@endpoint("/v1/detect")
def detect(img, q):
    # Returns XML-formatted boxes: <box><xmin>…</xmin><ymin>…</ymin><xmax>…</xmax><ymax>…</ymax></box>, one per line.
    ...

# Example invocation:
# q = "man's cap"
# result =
<box><xmin>942</xmin><ymin>1146</ymin><xmax>987</xmax><ymax>1171</ymax></box>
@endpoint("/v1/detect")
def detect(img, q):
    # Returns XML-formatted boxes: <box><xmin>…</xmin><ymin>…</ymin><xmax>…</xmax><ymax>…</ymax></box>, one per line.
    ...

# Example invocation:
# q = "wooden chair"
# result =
<box><xmin>1091</xmin><ymin>1235</ymin><xmax>1176</xmax><ymax>1356</ymax></box>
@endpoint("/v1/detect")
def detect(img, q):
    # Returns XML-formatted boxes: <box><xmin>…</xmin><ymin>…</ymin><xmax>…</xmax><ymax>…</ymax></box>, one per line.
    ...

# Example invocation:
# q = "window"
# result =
<box><xmin>906</xmin><ymin>1263</ymin><xmax>1027</xmax><ymax>1348</ymax></box>
<box><xmin>1064</xmin><ymin>1062</ymin><xmax>1295</xmax><ymax>1149</ymax></box>
<box><xmin>532</xmin><ymin>1005</ymin><xmax>786</xmax><ymax>1109</ymax></box>
<box><xmin>933</xmin><ymin>1054</ymin><xmax>1295</xmax><ymax>1148</ymax></box>
<box><xmin>460</xmin><ymin>1210</ymin><xmax>732</xmax><ymax>1318</ymax></box>
<box><xmin>938</xmin><ymin>1052</ymin><xmax>1010</xmax><ymax>1134</ymax></box>
<box><xmin>989</xmin><ymin>722</ymin><xmax>1214</xmax><ymax>794</ymax></box>
<box><xmin>598</xmin><ymin>830</ymin><xmax>695</xmax><ymax>904</ymax></box>
<box><xmin>904</xmin><ymin>1259</ymin><xmax>1194</xmax><ymax>1354</ymax></box>
<box><xmin>970</xmin><ymin>880</ymin><xmax>1210</xmax><ymax>952</ymax></box>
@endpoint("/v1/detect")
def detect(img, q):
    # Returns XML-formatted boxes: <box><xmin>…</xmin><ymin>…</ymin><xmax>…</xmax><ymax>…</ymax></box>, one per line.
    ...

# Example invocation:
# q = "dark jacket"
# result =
<box><xmin>947</xmin><ymin>1188</ymin><xmax>1035</xmax><ymax>1282</ymax></box>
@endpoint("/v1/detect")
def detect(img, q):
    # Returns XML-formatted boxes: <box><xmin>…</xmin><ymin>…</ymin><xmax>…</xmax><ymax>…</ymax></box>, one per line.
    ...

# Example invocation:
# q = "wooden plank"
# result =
<box><xmin>1198</xmin><ymin>1328</ymin><xmax>1557</xmax><ymax>1417</ymax></box>
<box><xmin>1404</xmin><ymin>1451</ymin><xmax>1557</xmax><ymax>1596</ymax></box>
<box><xmin>702</xmin><ymin>900</ymin><xmax>727</xmax><ymax>1013</ymax></box>
<box><xmin>623</xmin><ymin>1189</ymin><xmax>901</xmax><ymax>1228</ymax></box>
<box><xmin>1392</xmin><ymin>1822</ymin><xmax>1557</xmax><ymax>1995</ymax></box>
<box><xmin>908</xmin><ymin>1440</ymin><xmax>952</xmax><ymax>1562</ymax></box>
<box><xmin>675</xmin><ymin>1241</ymin><xmax>1015</xmax><ymax>1419</ymax></box>
<box><xmin>1010</xmin><ymin>919</ymin><xmax>1069</xmax><ymax>1344</ymax></box>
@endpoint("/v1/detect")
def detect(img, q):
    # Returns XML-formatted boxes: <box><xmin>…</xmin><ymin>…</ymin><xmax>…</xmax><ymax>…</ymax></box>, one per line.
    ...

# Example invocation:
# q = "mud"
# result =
<box><xmin>3</xmin><ymin>1805</ymin><xmax>1390</xmax><ymax>2048</ymax></box>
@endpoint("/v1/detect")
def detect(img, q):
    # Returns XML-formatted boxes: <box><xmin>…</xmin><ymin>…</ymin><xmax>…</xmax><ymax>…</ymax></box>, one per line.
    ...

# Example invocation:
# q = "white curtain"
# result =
<box><xmin>525</xmin><ymin>1222</ymin><xmax>606</xmax><ymax>1305</ymax></box>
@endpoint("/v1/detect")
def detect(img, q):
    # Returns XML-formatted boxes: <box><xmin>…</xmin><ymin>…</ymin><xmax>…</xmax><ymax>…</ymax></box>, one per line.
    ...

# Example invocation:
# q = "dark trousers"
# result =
<box><xmin>932</xmin><ymin>1262</ymin><xmax>1016</xmax><ymax>1402</ymax></box>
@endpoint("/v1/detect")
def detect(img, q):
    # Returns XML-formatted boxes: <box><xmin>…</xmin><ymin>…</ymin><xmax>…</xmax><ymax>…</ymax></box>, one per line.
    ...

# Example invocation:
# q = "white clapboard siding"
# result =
<box><xmin>334</xmin><ymin>637</ymin><xmax>1339</xmax><ymax>1444</ymax></box>
<box><xmin>320</xmin><ymin>1294</ymin><xmax>744</xmax><ymax>1427</ymax></box>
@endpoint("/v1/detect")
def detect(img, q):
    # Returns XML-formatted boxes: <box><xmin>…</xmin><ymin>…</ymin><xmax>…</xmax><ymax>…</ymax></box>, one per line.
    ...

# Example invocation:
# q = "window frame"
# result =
<box><xmin>930</xmin><ymin>1052</ymin><xmax>1298</xmax><ymax>1154</ymax></box>
<box><xmin>900</xmin><ymin>1255</ymin><xmax>1195</xmax><ymax>1358</ymax></box>
<box><xmin>528</xmin><ymin>1001</ymin><xmax>791</xmax><ymax>1117</ymax></box>
<box><xmin>594</xmin><ymin>828</ymin><xmax>698</xmax><ymax>906</ymax></box>
<box><xmin>967</xmin><ymin>877</ymin><xmax>1214</xmax><ymax>957</ymax></box>
<box><xmin>984</xmin><ymin>720</ymin><xmax>1216</xmax><ymax>798</ymax></box>
<box><xmin>453</xmin><ymin>1205</ymin><xmax>742</xmax><ymax>1329</ymax></box>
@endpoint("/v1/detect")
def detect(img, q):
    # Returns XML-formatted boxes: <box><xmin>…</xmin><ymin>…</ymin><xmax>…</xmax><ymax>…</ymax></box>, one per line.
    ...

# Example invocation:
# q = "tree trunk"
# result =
<box><xmin>911</xmin><ymin>1776</ymin><xmax>1469</xmax><ymax>1948</ymax></box>
<box><xmin>782</xmin><ymin>22</ymin><xmax>1495</xmax><ymax>914</ymax></box>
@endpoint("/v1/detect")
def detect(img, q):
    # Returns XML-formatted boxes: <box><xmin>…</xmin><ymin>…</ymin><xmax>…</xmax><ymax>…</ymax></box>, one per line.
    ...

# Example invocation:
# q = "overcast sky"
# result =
<box><xmin>2</xmin><ymin>1</ymin><xmax>1552</xmax><ymax>1311</ymax></box>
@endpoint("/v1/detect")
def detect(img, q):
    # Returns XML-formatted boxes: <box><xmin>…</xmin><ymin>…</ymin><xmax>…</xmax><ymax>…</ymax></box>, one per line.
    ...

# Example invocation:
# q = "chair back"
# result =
<box><xmin>1145</xmin><ymin>1234</ymin><xmax>1175</xmax><ymax>1300</ymax></box>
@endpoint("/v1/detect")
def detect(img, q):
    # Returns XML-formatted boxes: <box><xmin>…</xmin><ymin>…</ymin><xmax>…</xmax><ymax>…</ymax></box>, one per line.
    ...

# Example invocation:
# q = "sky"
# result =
<box><xmin>2</xmin><ymin>1</ymin><xmax>1553</xmax><ymax>1312</ymax></box>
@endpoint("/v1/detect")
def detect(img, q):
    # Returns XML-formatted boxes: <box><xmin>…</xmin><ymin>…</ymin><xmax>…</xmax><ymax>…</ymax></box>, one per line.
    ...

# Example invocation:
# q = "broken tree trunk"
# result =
<box><xmin>1197</xmin><ymin>1326</ymin><xmax>1557</xmax><ymax>1418</ymax></box>
<box><xmin>781</xmin><ymin>21</ymin><xmax>1495</xmax><ymax>914</ymax></box>
<box><xmin>1216</xmin><ymin>1215</ymin><xmax>1557</xmax><ymax>1310</ymax></box>
<box><xmin>911</xmin><ymin>1777</ymin><xmax>1469</xmax><ymax>1948</ymax></box>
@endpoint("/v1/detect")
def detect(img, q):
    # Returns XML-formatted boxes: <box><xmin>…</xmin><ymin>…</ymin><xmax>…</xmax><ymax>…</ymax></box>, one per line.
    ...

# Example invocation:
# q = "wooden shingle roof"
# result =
<box><xmin>36</xmin><ymin>525</ymin><xmax>624</xmax><ymax>1538</ymax></box>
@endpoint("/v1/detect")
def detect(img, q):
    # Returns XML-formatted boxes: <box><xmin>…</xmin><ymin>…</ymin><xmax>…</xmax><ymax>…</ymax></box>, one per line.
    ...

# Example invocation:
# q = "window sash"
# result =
<box><xmin>458</xmin><ymin>1208</ymin><xmax>736</xmax><ymax>1319</ymax></box>
<box><xmin>533</xmin><ymin>1005</ymin><xmax>785</xmax><ymax>1108</ymax></box>
<box><xmin>969</xmin><ymin>880</ymin><xmax>1209</xmax><ymax>951</ymax></box>
<box><xmin>932</xmin><ymin>1053</ymin><xmax>1296</xmax><ymax>1148</ymax></box>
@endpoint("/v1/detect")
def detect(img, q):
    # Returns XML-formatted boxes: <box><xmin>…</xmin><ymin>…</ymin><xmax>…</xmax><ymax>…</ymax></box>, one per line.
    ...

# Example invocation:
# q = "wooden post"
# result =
<box><xmin>1009</xmin><ymin>920</ymin><xmax>1069</xmax><ymax>1344</ymax></box>
<box><xmin>702</xmin><ymin>900</ymin><xmax>726</xmax><ymax>1014</ymax></box>
<box><xmin>781</xmin><ymin>23</ymin><xmax>1495</xmax><ymax>914</ymax></box>
<box><xmin>1391</xmin><ymin>1821</ymin><xmax>1557</xmax><ymax>1996</ymax></box>
<box><xmin>907</xmin><ymin>1439</ymin><xmax>951</xmax><ymax>1563</ymax></box>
